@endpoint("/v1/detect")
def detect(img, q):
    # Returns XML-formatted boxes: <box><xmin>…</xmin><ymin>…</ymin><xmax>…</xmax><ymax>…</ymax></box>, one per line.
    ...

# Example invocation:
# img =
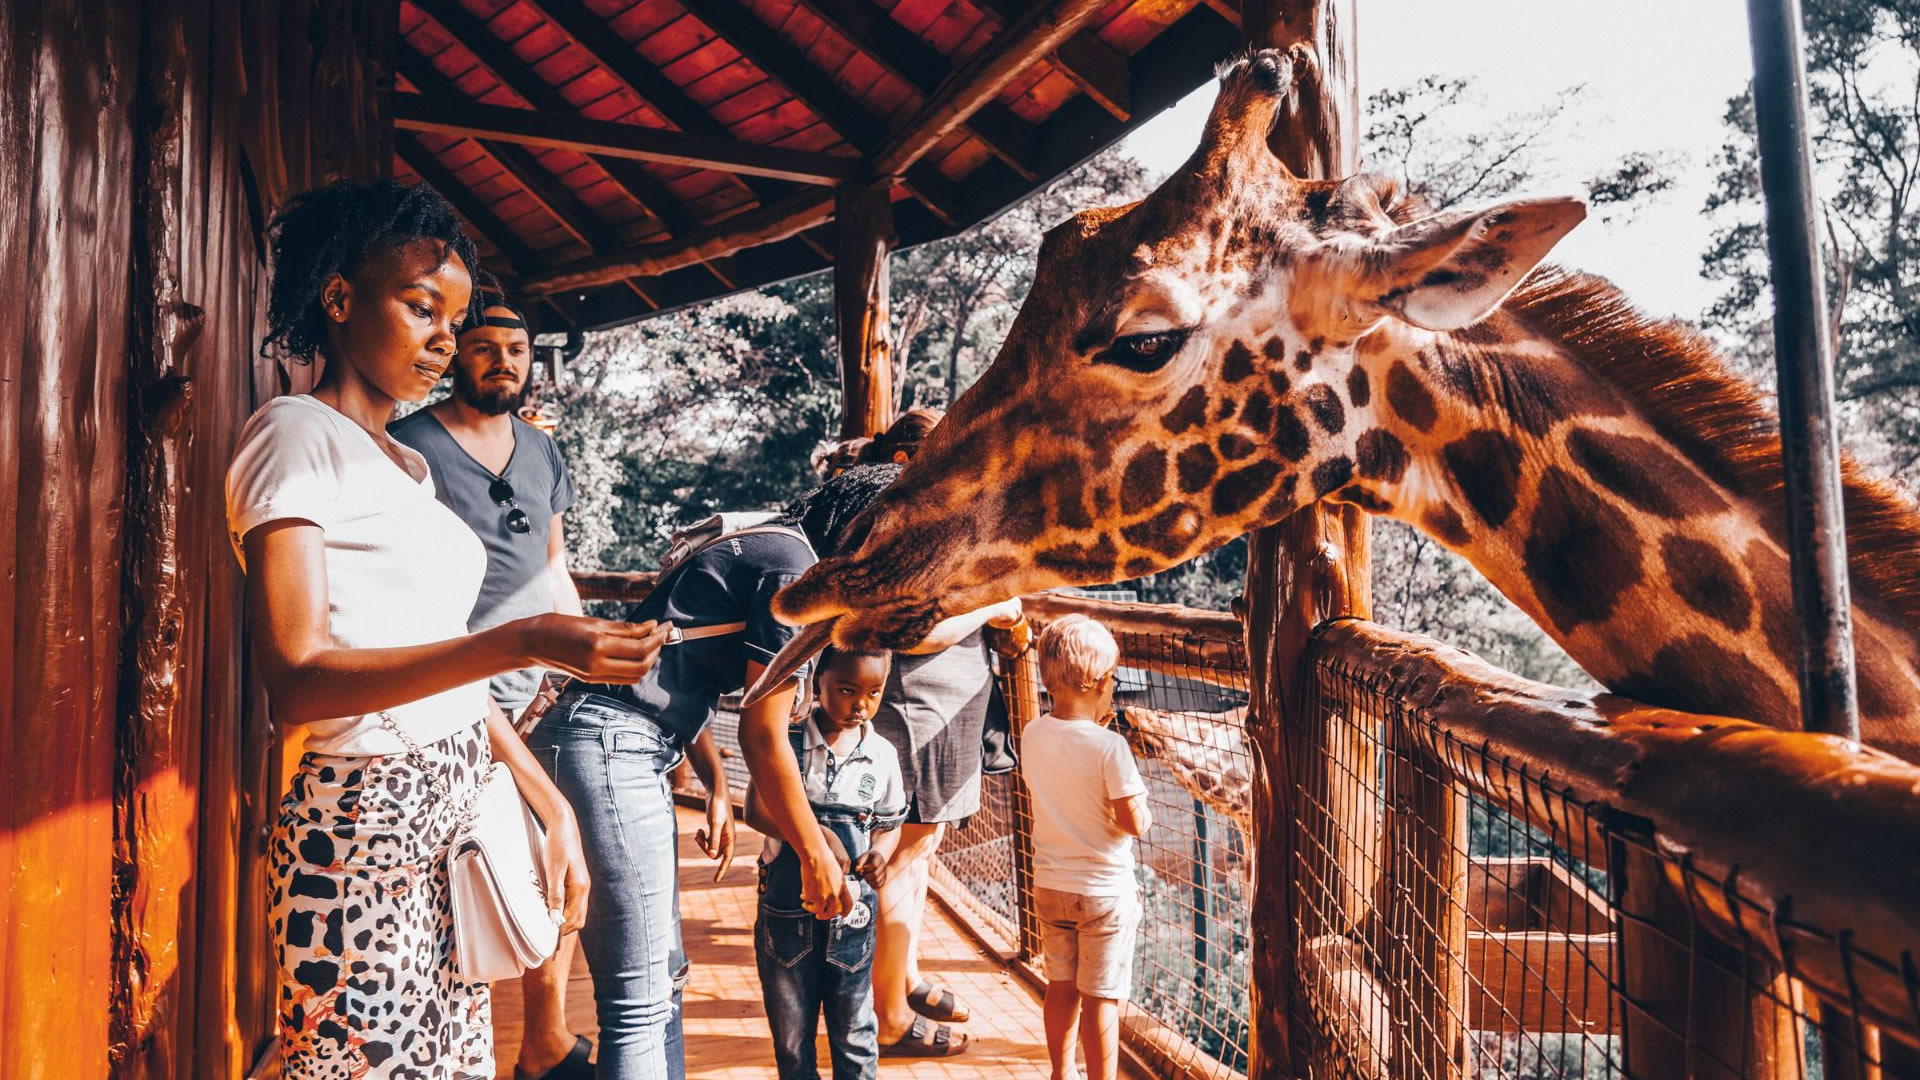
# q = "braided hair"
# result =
<box><xmin>261</xmin><ymin>179</ymin><xmax>489</xmax><ymax>364</ymax></box>
<box><xmin>779</xmin><ymin>463</ymin><xmax>901</xmax><ymax>556</ymax></box>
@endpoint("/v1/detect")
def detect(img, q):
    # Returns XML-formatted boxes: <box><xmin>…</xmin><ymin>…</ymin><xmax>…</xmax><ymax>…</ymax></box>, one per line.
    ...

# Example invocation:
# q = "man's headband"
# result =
<box><xmin>481</xmin><ymin>314</ymin><xmax>526</xmax><ymax>329</ymax></box>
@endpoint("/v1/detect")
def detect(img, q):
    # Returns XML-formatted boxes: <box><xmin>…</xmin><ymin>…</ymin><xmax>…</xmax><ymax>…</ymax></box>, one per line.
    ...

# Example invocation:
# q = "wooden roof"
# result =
<box><xmin>392</xmin><ymin>0</ymin><xmax>1242</xmax><ymax>331</ymax></box>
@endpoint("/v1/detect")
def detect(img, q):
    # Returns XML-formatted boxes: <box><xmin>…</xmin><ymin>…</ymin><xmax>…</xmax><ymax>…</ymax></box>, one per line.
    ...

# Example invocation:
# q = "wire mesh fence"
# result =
<box><xmin>681</xmin><ymin>593</ymin><xmax>1920</xmax><ymax>1080</ymax></box>
<box><xmin>1295</xmin><ymin>620</ymin><xmax>1920</xmax><ymax>1080</ymax></box>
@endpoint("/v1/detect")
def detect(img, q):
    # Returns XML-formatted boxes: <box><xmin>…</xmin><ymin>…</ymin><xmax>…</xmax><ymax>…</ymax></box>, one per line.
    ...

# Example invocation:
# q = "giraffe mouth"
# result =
<box><xmin>742</xmin><ymin>617</ymin><xmax>838</xmax><ymax>709</ymax></box>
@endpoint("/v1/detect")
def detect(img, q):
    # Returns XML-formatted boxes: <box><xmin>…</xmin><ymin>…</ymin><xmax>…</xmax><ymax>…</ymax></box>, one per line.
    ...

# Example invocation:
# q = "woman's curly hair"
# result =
<box><xmin>778</xmin><ymin>463</ymin><xmax>902</xmax><ymax>556</ymax></box>
<box><xmin>261</xmin><ymin>179</ymin><xmax>491</xmax><ymax>364</ymax></box>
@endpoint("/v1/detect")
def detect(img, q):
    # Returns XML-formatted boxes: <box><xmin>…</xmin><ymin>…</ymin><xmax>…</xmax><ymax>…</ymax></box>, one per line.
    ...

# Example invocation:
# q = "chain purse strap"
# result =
<box><xmin>379</xmin><ymin>711</ymin><xmax>485</xmax><ymax>837</ymax></box>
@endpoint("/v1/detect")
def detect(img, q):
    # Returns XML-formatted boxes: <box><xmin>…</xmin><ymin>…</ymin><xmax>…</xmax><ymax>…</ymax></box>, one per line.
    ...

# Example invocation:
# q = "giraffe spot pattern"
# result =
<box><xmin>1443</xmin><ymin>431</ymin><xmax>1526</xmax><ymax>528</ymax></box>
<box><xmin>1260</xmin><ymin>473</ymin><xmax>1302</xmax><ymax>521</ymax></box>
<box><xmin>974</xmin><ymin>555</ymin><xmax>1019</xmax><ymax>580</ymax></box>
<box><xmin>1523</xmin><ymin>466</ymin><xmax>1644</xmax><ymax>633</ymax></box>
<box><xmin>1424</xmin><ymin>505</ymin><xmax>1471</xmax><ymax>547</ymax></box>
<box><xmin>1124</xmin><ymin>556</ymin><xmax>1158</xmax><ymax>578</ymax></box>
<box><xmin>1294</xmin><ymin>349</ymin><xmax>1313</xmax><ymax>372</ymax></box>
<box><xmin>1213</xmin><ymin>461</ymin><xmax>1283</xmax><ymax>517</ymax></box>
<box><xmin>1568</xmin><ymin>429</ymin><xmax>1728</xmax><ymax>520</ymax></box>
<box><xmin>1356</xmin><ymin>428</ymin><xmax>1408</xmax><ymax>483</ymax></box>
<box><xmin>1036</xmin><ymin>534</ymin><xmax>1120</xmax><ymax>580</ymax></box>
<box><xmin>1218</xmin><ymin>433</ymin><xmax>1259</xmax><ymax>461</ymax></box>
<box><xmin>1162</xmin><ymin>386</ymin><xmax>1210</xmax><ymax>434</ymax></box>
<box><xmin>1272</xmin><ymin>405</ymin><xmax>1311</xmax><ymax>461</ymax></box>
<box><xmin>1493</xmin><ymin>353</ymin><xmax>1627</xmax><ymax>436</ymax></box>
<box><xmin>1386</xmin><ymin>361</ymin><xmax>1438</xmax><ymax>432</ymax></box>
<box><xmin>1177</xmin><ymin>444</ymin><xmax>1217</xmax><ymax>493</ymax></box>
<box><xmin>1304</xmin><ymin>384</ymin><xmax>1346</xmax><ymax>434</ymax></box>
<box><xmin>1121</xmin><ymin>502</ymin><xmax>1202</xmax><ymax>558</ymax></box>
<box><xmin>1347</xmin><ymin>367</ymin><xmax>1371</xmax><ymax>408</ymax></box>
<box><xmin>1120</xmin><ymin>446</ymin><xmax>1167</xmax><ymax>515</ymax></box>
<box><xmin>1746</xmin><ymin>537</ymin><xmax>1808</xmax><ymax>678</ymax></box>
<box><xmin>1614</xmin><ymin>635</ymin><xmax>1791</xmax><ymax>732</ymax></box>
<box><xmin>1263</xmin><ymin>337</ymin><xmax>1289</xmax><ymax>363</ymax></box>
<box><xmin>1661</xmin><ymin>535</ymin><xmax>1753</xmax><ymax>632</ymax></box>
<box><xmin>1223</xmin><ymin>340</ymin><xmax>1258</xmax><ymax>382</ymax></box>
<box><xmin>1216</xmin><ymin>397</ymin><xmax>1238</xmax><ymax>421</ymax></box>
<box><xmin>1311</xmin><ymin>456</ymin><xmax>1354</xmax><ymax>498</ymax></box>
<box><xmin>1430</xmin><ymin>341</ymin><xmax>1484</xmax><ymax>406</ymax></box>
<box><xmin>1241</xmin><ymin>390</ymin><xmax>1273</xmax><ymax>435</ymax></box>
<box><xmin>1269</xmin><ymin>370</ymin><xmax>1291</xmax><ymax>399</ymax></box>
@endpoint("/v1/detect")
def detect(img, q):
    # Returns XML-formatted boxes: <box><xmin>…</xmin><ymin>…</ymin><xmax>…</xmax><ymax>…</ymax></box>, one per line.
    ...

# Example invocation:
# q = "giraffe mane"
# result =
<box><xmin>1502</xmin><ymin>266</ymin><xmax>1920</xmax><ymax>630</ymax></box>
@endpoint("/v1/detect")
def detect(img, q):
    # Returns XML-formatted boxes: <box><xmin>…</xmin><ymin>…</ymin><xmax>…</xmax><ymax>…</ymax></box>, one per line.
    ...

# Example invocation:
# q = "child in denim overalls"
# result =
<box><xmin>745</xmin><ymin>647</ymin><xmax>906</xmax><ymax>1080</ymax></box>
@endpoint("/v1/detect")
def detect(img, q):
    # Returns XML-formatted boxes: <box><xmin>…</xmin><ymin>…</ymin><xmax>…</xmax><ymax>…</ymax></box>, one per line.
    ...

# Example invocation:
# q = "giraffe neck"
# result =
<box><xmin>1342</xmin><ymin>277</ymin><xmax>1920</xmax><ymax>760</ymax></box>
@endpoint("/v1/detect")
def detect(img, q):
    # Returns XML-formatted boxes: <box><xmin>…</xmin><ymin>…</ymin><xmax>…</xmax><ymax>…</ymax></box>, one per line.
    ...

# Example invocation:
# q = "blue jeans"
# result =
<box><xmin>529</xmin><ymin>691</ymin><xmax>686</xmax><ymax>1080</ymax></box>
<box><xmin>756</xmin><ymin>807</ymin><xmax>880</xmax><ymax>1080</ymax></box>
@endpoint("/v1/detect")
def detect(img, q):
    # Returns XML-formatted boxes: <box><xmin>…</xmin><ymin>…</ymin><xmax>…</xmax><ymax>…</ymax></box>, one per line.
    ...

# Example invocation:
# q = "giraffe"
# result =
<box><xmin>766</xmin><ymin>49</ymin><xmax>1920</xmax><ymax>763</ymax></box>
<box><xmin>1114</xmin><ymin>703</ymin><xmax>1255</xmax><ymax>837</ymax></box>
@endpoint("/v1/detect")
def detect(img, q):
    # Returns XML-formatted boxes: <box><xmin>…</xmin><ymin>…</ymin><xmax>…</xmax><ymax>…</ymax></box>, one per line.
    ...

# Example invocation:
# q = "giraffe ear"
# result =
<box><xmin>1363</xmin><ymin>197</ymin><xmax>1587</xmax><ymax>331</ymax></box>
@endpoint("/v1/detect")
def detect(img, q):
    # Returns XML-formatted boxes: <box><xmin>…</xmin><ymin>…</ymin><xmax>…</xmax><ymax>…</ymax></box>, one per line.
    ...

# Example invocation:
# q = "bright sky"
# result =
<box><xmin>1121</xmin><ymin>0</ymin><xmax>1756</xmax><ymax>321</ymax></box>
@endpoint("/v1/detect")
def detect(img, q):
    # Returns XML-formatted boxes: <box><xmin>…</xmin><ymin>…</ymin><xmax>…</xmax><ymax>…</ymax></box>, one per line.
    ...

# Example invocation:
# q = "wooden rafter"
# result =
<box><xmin>393</xmin><ymin>94</ymin><xmax>861</xmax><ymax>183</ymax></box>
<box><xmin>689</xmin><ymin>0</ymin><xmax>963</xmax><ymax>222</ymax></box>
<box><xmin>536</xmin><ymin>3</ymin><xmax>1243</xmax><ymax>326</ymax></box>
<box><xmin>395</xmin><ymin>131</ymin><xmax>537</xmax><ymax>274</ymax></box>
<box><xmin>409</xmin><ymin>0</ymin><xmax>697</xmax><ymax>236</ymax></box>
<box><xmin>792</xmin><ymin>0</ymin><xmax>1040</xmax><ymax>180</ymax></box>
<box><xmin>485</xmin><ymin>140</ymin><xmax>604</xmax><ymax>252</ymax></box>
<box><xmin>522</xmin><ymin>189</ymin><xmax>835</xmax><ymax>296</ymax></box>
<box><xmin>976</xmin><ymin>0</ymin><xmax>1132</xmax><ymax>120</ymax></box>
<box><xmin>872</xmin><ymin>0</ymin><xmax>1112</xmax><ymax>178</ymax></box>
<box><xmin>519</xmin><ymin>0</ymin><xmax>798</xmax><ymax>206</ymax></box>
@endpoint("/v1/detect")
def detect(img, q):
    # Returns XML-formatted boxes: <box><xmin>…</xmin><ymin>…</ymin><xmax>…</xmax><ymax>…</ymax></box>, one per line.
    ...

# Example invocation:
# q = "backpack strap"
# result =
<box><xmin>656</xmin><ymin>523</ymin><xmax>814</xmax><ymax>645</ymax></box>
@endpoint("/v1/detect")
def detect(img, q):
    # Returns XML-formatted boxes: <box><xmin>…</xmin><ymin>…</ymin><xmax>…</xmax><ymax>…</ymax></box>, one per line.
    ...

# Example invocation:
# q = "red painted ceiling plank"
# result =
<box><xmin>772</xmin><ymin>122</ymin><xmax>843</xmax><ymax>153</ymax></box>
<box><xmin>604</xmin><ymin>0</ymin><xmax>677</xmax><ymax>41</ymax></box>
<box><xmin>705</xmin><ymin>80</ymin><xmax>791</xmax><ymax>128</ymax></box>
<box><xmin>639</xmin><ymin>11</ymin><xmax>721</xmax><ymax>69</ymax></box>
<box><xmin>673</xmin><ymin>49</ymin><xmax>760</xmax><ymax>104</ymax></box>
<box><xmin>931</xmin><ymin>138</ymin><xmax>991</xmax><ymax>180</ymax></box>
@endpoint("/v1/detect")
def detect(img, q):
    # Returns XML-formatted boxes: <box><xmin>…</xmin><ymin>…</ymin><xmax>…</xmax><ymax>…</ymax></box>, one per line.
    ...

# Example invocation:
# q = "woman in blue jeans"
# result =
<box><xmin>527</xmin><ymin>467</ymin><xmax>896</xmax><ymax>1079</ymax></box>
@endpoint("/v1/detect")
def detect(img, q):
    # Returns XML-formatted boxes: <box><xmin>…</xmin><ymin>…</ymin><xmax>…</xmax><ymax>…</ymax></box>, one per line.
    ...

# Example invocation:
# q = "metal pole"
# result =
<box><xmin>1745</xmin><ymin>0</ymin><xmax>1861</xmax><ymax>740</ymax></box>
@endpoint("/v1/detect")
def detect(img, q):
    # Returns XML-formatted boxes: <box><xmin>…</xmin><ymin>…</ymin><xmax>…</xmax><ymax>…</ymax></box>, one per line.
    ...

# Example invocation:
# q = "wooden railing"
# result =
<box><xmin>614</xmin><ymin>575</ymin><xmax>1920</xmax><ymax>1080</ymax></box>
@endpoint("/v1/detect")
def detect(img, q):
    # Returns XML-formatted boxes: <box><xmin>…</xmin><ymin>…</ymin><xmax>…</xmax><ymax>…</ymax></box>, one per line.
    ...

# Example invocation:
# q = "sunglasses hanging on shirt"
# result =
<box><xmin>488</xmin><ymin>476</ymin><xmax>532</xmax><ymax>535</ymax></box>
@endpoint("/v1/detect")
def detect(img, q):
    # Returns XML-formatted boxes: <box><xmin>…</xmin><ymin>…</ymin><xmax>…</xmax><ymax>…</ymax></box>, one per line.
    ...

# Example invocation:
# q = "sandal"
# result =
<box><xmin>514</xmin><ymin>1035</ymin><xmax>593</xmax><ymax>1080</ymax></box>
<box><xmin>908</xmin><ymin>979</ymin><xmax>971</xmax><ymax>1022</ymax></box>
<box><xmin>881</xmin><ymin>1015</ymin><xmax>970</xmax><ymax>1057</ymax></box>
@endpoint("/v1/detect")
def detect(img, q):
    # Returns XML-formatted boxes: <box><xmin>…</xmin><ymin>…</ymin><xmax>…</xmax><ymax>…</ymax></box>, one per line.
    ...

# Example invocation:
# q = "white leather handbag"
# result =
<box><xmin>447</xmin><ymin>761</ymin><xmax>562</xmax><ymax>982</ymax></box>
<box><xmin>380</xmin><ymin>716</ymin><xmax>561</xmax><ymax>983</ymax></box>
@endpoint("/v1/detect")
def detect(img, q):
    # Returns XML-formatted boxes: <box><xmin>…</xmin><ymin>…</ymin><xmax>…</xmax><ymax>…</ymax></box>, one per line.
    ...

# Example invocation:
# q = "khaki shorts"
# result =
<box><xmin>1035</xmin><ymin>887</ymin><xmax>1141</xmax><ymax>999</ymax></box>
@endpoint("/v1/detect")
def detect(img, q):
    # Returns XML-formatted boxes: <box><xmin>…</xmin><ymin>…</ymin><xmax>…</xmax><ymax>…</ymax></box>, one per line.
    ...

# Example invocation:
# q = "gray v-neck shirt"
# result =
<box><xmin>389</xmin><ymin>409</ymin><xmax>577</xmax><ymax>714</ymax></box>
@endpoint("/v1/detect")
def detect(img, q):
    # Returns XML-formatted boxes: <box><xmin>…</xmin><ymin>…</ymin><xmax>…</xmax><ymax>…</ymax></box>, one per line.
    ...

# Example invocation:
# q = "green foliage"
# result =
<box><xmin>1703</xmin><ymin>0</ymin><xmax>1920</xmax><ymax>488</ymax></box>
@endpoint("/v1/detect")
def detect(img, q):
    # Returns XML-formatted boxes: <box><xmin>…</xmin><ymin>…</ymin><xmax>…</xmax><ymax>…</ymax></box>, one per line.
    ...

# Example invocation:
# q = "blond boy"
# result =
<box><xmin>1022</xmin><ymin>615</ymin><xmax>1153</xmax><ymax>1080</ymax></box>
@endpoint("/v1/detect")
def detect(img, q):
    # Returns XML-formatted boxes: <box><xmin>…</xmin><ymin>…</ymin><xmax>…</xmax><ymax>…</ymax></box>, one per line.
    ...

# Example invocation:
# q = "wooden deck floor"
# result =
<box><xmin>490</xmin><ymin>807</ymin><xmax>1073</xmax><ymax>1079</ymax></box>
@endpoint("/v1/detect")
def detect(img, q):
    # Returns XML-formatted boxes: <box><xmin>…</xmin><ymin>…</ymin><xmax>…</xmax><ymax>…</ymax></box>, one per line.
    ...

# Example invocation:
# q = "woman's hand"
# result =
<box><xmin>543</xmin><ymin>808</ymin><xmax>592</xmax><ymax>934</ymax></box>
<box><xmin>799</xmin><ymin>843</ymin><xmax>855</xmax><ymax>921</ymax></box>
<box><xmin>695</xmin><ymin>792</ymin><xmax>736</xmax><ymax>882</ymax></box>
<box><xmin>517</xmin><ymin>615</ymin><xmax>671</xmax><ymax>684</ymax></box>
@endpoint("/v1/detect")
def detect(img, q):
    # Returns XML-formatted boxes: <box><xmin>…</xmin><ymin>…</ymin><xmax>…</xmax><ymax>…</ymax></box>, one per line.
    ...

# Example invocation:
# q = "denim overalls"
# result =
<box><xmin>755</xmin><ymin>728</ymin><xmax>889</xmax><ymax>1080</ymax></box>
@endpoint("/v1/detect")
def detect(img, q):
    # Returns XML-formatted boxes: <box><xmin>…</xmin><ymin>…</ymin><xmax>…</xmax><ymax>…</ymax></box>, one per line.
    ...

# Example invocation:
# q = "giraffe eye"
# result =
<box><xmin>1098</xmin><ymin>328</ymin><xmax>1192</xmax><ymax>372</ymax></box>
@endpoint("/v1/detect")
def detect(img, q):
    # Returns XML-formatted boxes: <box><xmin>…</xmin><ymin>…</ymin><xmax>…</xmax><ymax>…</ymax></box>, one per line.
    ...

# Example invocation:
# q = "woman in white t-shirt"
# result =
<box><xmin>227</xmin><ymin>180</ymin><xmax>669</xmax><ymax>1079</ymax></box>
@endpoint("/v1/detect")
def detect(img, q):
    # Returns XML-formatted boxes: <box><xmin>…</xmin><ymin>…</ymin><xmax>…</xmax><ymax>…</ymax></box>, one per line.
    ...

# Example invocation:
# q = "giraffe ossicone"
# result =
<box><xmin>766</xmin><ymin>50</ymin><xmax>1920</xmax><ymax>763</ymax></box>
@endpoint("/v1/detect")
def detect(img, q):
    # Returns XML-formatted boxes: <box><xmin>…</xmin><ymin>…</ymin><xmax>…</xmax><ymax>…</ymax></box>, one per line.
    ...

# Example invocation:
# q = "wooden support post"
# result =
<box><xmin>1239</xmin><ymin>4</ymin><xmax>1366</xmax><ymax>1079</ymax></box>
<box><xmin>1615</xmin><ymin>837</ymin><xmax>1803</xmax><ymax>1080</ymax></box>
<box><xmin>1384</xmin><ymin>730</ymin><xmax>1469</xmax><ymax>1080</ymax></box>
<box><xmin>834</xmin><ymin>180</ymin><xmax>895</xmax><ymax>439</ymax></box>
<box><xmin>1001</xmin><ymin>644</ymin><xmax>1045</xmax><ymax>960</ymax></box>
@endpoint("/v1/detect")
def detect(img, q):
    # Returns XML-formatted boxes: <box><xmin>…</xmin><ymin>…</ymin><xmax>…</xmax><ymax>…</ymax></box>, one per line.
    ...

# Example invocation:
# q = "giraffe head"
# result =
<box><xmin>775</xmin><ymin>51</ymin><xmax>1587</xmax><ymax>649</ymax></box>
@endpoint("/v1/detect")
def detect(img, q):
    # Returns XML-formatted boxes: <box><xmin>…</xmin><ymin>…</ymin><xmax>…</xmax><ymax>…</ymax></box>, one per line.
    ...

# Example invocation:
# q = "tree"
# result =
<box><xmin>1702</xmin><ymin>0</ymin><xmax>1920</xmax><ymax>487</ymax></box>
<box><xmin>888</xmin><ymin>153</ymin><xmax>1156</xmax><ymax>410</ymax></box>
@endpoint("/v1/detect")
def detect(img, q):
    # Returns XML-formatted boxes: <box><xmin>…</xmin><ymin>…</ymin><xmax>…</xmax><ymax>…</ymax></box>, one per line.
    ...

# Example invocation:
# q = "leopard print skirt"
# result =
<box><xmin>269</xmin><ymin>720</ymin><xmax>494</xmax><ymax>1079</ymax></box>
